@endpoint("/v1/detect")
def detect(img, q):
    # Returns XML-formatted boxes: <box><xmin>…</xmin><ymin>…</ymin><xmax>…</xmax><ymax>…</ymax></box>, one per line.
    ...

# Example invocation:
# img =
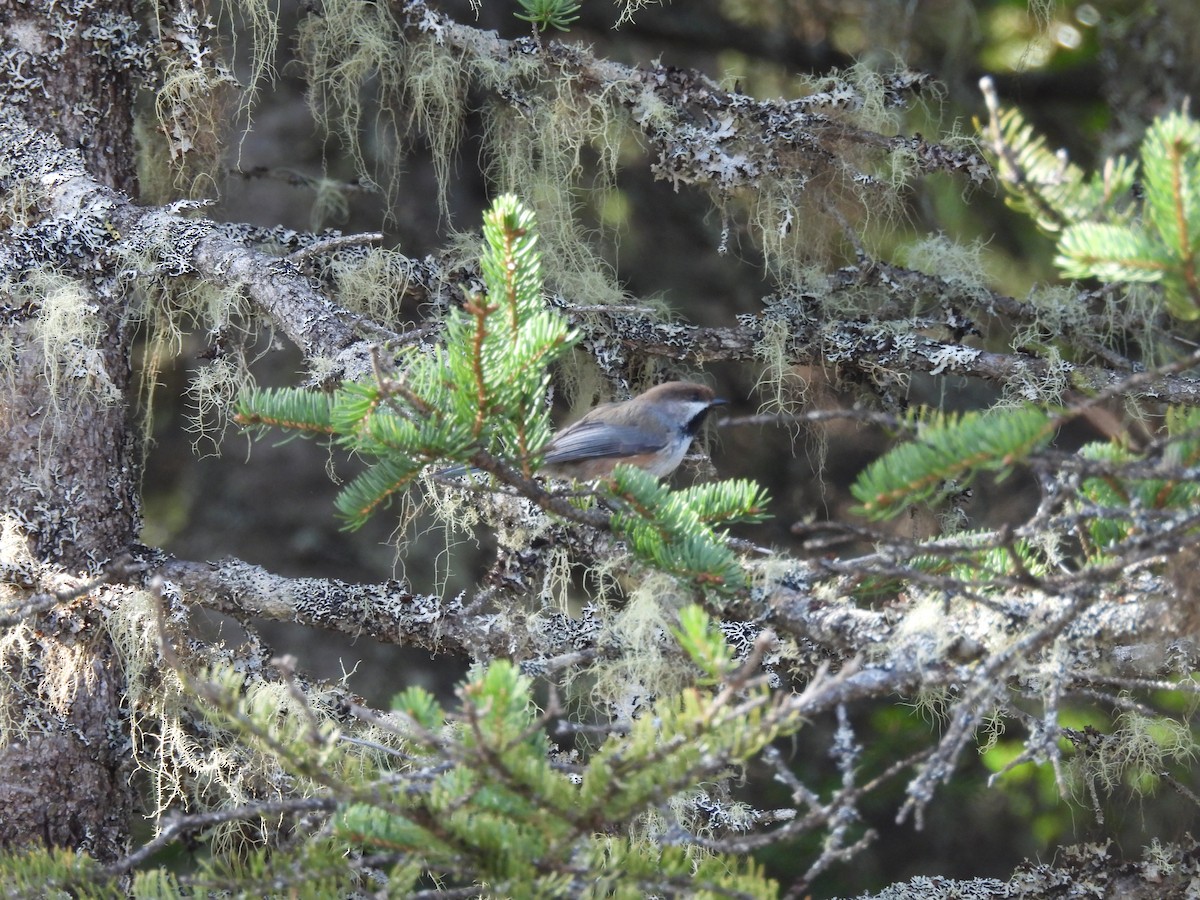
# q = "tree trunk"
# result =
<box><xmin>0</xmin><ymin>0</ymin><xmax>140</xmax><ymax>862</ymax></box>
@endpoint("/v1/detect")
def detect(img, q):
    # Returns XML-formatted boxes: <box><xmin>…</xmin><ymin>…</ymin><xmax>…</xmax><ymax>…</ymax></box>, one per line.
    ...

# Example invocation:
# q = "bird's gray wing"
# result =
<box><xmin>542</xmin><ymin>422</ymin><xmax>664</xmax><ymax>464</ymax></box>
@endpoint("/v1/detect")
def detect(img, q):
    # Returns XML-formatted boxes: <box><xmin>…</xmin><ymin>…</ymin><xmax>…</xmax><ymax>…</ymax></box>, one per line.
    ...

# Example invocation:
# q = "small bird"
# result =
<box><xmin>540</xmin><ymin>381</ymin><xmax>727</xmax><ymax>480</ymax></box>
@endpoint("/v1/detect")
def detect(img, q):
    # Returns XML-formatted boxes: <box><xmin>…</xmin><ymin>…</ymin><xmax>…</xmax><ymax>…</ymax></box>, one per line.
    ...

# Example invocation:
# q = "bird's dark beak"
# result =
<box><xmin>700</xmin><ymin>397</ymin><xmax>728</xmax><ymax>430</ymax></box>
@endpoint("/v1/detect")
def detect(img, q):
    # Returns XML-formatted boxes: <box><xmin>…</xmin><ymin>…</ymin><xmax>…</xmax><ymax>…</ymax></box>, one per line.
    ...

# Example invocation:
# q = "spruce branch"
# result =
<box><xmin>980</xmin><ymin>76</ymin><xmax>1137</xmax><ymax>235</ymax></box>
<box><xmin>331</xmin><ymin>625</ymin><xmax>793</xmax><ymax>897</ymax></box>
<box><xmin>985</xmin><ymin>91</ymin><xmax>1200</xmax><ymax>321</ymax></box>
<box><xmin>851</xmin><ymin>407</ymin><xmax>1056</xmax><ymax>519</ymax></box>
<box><xmin>236</xmin><ymin>195</ymin><xmax>577</xmax><ymax>529</ymax></box>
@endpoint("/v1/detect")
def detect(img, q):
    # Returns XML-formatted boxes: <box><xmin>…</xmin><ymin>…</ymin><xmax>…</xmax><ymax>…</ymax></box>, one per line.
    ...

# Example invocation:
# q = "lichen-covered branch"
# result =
<box><xmin>0</xmin><ymin>111</ymin><xmax>399</xmax><ymax>384</ymax></box>
<box><xmin>383</xmin><ymin>0</ymin><xmax>991</xmax><ymax>191</ymax></box>
<box><xmin>7</xmin><ymin>109</ymin><xmax>1188</xmax><ymax>412</ymax></box>
<box><xmin>155</xmin><ymin>557</ymin><xmax>603</xmax><ymax>666</ymax></box>
<box><xmin>837</xmin><ymin>839</ymin><xmax>1200</xmax><ymax>899</ymax></box>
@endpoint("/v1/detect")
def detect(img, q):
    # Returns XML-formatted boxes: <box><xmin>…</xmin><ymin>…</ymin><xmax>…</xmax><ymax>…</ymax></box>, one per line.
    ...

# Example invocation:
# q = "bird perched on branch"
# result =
<box><xmin>539</xmin><ymin>381</ymin><xmax>726</xmax><ymax>480</ymax></box>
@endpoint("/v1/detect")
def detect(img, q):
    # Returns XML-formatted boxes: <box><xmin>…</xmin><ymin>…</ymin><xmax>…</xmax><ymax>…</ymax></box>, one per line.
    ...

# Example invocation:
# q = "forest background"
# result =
<box><xmin>4</xmin><ymin>0</ymin><xmax>1200</xmax><ymax>897</ymax></box>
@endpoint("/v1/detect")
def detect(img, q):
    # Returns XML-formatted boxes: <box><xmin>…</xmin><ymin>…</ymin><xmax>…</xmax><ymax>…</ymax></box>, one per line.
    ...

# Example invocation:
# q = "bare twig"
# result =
<box><xmin>0</xmin><ymin>553</ymin><xmax>145</xmax><ymax>628</ymax></box>
<box><xmin>104</xmin><ymin>797</ymin><xmax>336</xmax><ymax>876</ymax></box>
<box><xmin>288</xmin><ymin>231</ymin><xmax>383</xmax><ymax>264</ymax></box>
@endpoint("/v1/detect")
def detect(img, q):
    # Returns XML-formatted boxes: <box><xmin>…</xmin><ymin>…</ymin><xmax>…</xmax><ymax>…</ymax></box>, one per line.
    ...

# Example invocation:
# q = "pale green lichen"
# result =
<box><xmin>143</xmin><ymin>3</ymin><xmax>239</xmax><ymax>201</ymax></box>
<box><xmin>106</xmin><ymin>588</ymin><xmax>399</xmax><ymax>852</ymax></box>
<box><xmin>900</xmin><ymin>236</ymin><xmax>994</xmax><ymax>312</ymax></box>
<box><xmin>18</xmin><ymin>270</ymin><xmax>121</xmax><ymax>424</ymax></box>
<box><xmin>592</xmin><ymin>571</ymin><xmax>693</xmax><ymax>720</ymax></box>
<box><xmin>1070</xmin><ymin>710</ymin><xmax>1197</xmax><ymax>799</ymax></box>
<box><xmin>478</xmin><ymin>69</ymin><xmax>630</xmax><ymax>303</ymax></box>
<box><xmin>327</xmin><ymin>246</ymin><xmax>417</xmax><ymax>325</ymax></box>
<box><xmin>127</xmin><ymin>247</ymin><xmax>254</xmax><ymax>455</ymax></box>
<box><xmin>297</xmin><ymin>0</ymin><xmax>467</xmax><ymax>220</ymax></box>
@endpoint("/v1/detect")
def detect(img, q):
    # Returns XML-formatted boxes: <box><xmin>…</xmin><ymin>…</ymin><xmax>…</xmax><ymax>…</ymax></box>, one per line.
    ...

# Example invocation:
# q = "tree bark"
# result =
<box><xmin>0</xmin><ymin>0</ymin><xmax>140</xmax><ymax>862</ymax></box>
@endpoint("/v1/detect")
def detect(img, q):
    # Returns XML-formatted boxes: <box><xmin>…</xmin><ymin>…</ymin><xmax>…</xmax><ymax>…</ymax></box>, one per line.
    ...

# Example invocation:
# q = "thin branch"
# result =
<box><xmin>0</xmin><ymin>553</ymin><xmax>146</xmax><ymax>628</ymax></box>
<box><xmin>288</xmin><ymin>231</ymin><xmax>383</xmax><ymax>264</ymax></box>
<box><xmin>103</xmin><ymin>797</ymin><xmax>336</xmax><ymax>876</ymax></box>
